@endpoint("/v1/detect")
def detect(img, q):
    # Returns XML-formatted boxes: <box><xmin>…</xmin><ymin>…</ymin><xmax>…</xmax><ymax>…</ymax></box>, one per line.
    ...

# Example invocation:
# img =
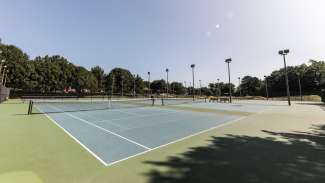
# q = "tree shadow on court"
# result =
<box><xmin>144</xmin><ymin>125</ymin><xmax>325</xmax><ymax>183</ymax></box>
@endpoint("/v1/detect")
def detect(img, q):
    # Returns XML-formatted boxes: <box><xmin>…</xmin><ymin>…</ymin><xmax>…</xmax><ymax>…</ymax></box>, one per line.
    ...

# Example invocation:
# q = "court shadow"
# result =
<box><xmin>144</xmin><ymin>125</ymin><xmax>325</xmax><ymax>183</ymax></box>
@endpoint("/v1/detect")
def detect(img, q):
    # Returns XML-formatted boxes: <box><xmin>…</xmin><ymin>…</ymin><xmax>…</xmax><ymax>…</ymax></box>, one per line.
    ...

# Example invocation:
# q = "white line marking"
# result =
<box><xmin>94</xmin><ymin>110</ymin><xmax>180</xmax><ymax>123</ymax></box>
<box><xmin>113</xmin><ymin>108</ymin><xmax>143</xmax><ymax>117</ymax></box>
<box><xmin>47</xmin><ymin>105</ymin><xmax>151</xmax><ymax>150</ymax></box>
<box><xmin>77</xmin><ymin>112</ymin><xmax>128</xmax><ymax>130</ymax></box>
<box><xmin>39</xmin><ymin>103</ymin><xmax>267</xmax><ymax>166</ymax></box>
<box><xmin>119</xmin><ymin>113</ymin><xmax>210</xmax><ymax>132</ymax></box>
<box><xmin>107</xmin><ymin>115</ymin><xmax>247</xmax><ymax>166</ymax></box>
<box><xmin>36</xmin><ymin>106</ymin><xmax>108</xmax><ymax>166</ymax></box>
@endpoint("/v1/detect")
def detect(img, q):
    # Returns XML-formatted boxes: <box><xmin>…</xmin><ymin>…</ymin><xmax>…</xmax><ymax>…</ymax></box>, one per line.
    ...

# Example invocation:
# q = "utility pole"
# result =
<box><xmin>121</xmin><ymin>75</ymin><xmax>124</xmax><ymax>97</ymax></box>
<box><xmin>133</xmin><ymin>74</ymin><xmax>136</xmax><ymax>97</ymax></box>
<box><xmin>278</xmin><ymin>49</ymin><xmax>291</xmax><ymax>106</ymax></box>
<box><xmin>297</xmin><ymin>73</ymin><xmax>302</xmax><ymax>102</ymax></box>
<box><xmin>264</xmin><ymin>76</ymin><xmax>269</xmax><ymax>100</ymax></box>
<box><xmin>148</xmin><ymin>72</ymin><xmax>151</xmax><ymax>96</ymax></box>
<box><xmin>238</xmin><ymin>77</ymin><xmax>241</xmax><ymax>97</ymax></box>
<box><xmin>3</xmin><ymin>70</ymin><xmax>8</xmax><ymax>86</ymax></box>
<box><xmin>0</xmin><ymin>65</ymin><xmax>6</xmax><ymax>85</ymax></box>
<box><xmin>225</xmin><ymin>58</ymin><xmax>232</xmax><ymax>103</ymax></box>
<box><xmin>111</xmin><ymin>74</ymin><xmax>114</xmax><ymax>98</ymax></box>
<box><xmin>199</xmin><ymin>80</ymin><xmax>202</xmax><ymax>96</ymax></box>
<box><xmin>166</xmin><ymin>68</ymin><xmax>169</xmax><ymax>97</ymax></box>
<box><xmin>191</xmin><ymin>64</ymin><xmax>195</xmax><ymax>100</ymax></box>
<box><xmin>0</xmin><ymin>60</ymin><xmax>4</xmax><ymax>77</ymax></box>
<box><xmin>217</xmin><ymin>78</ymin><xmax>220</xmax><ymax>97</ymax></box>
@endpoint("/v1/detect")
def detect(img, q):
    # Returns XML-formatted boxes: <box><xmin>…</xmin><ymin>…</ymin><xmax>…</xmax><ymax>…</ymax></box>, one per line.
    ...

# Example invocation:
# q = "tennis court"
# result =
<box><xmin>175</xmin><ymin>101</ymin><xmax>276</xmax><ymax>113</ymax></box>
<box><xmin>31</xmin><ymin>98</ymin><xmax>243</xmax><ymax>166</ymax></box>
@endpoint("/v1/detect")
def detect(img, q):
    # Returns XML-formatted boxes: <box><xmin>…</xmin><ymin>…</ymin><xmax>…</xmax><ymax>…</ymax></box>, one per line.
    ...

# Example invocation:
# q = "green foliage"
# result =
<box><xmin>2</xmin><ymin>41</ymin><xmax>325</xmax><ymax>101</ymax></box>
<box><xmin>134</xmin><ymin>75</ymin><xmax>145</xmax><ymax>94</ymax></box>
<box><xmin>1</xmin><ymin>44</ymin><xmax>99</xmax><ymax>94</ymax></box>
<box><xmin>0</xmin><ymin>44</ymin><xmax>30</xmax><ymax>90</ymax></box>
<box><xmin>321</xmin><ymin>90</ymin><xmax>325</xmax><ymax>103</ymax></box>
<box><xmin>200</xmin><ymin>87</ymin><xmax>213</xmax><ymax>96</ymax></box>
<box><xmin>73</xmin><ymin>66</ymin><xmax>98</xmax><ymax>93</ymax></box>
<box><xmin>170</xmin><ymin>82</ymin><xmax>185</xmax><ymax>95</ymax></box>
<box><xmin>267</xmin><ymin>61</ymin><xmax>325</xmax><ymax>97</ymax></box>
<box><xmin>240</xmin><ymin>76</ymin><xmax>261</xmax><ymax>96</ymax></box>
<box><xmin>151</xmin><ymin>79</ymin><xmax>167</xmax><ymax>94</ymax></box>
<box><xmin>208</xmin><ymin>82</ymin><xmax>235</xmax><ymax>96</ymax></box>
<box><xmin>91</xmin><ymin>66</ymin><xmax>105</xmax><ymax>92</ymax></box>
<box><xmin>101</xmin><ymin>68</ymin><xmax>146</xmax><ymax>96</ymax></box>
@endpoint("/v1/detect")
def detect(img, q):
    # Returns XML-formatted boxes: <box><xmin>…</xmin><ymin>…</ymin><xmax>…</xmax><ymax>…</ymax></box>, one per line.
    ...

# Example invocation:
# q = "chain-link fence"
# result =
<box><xmin>0</xmin><ymin>85</ymin><xmax>10</xmax><ymax>103</ymax></box>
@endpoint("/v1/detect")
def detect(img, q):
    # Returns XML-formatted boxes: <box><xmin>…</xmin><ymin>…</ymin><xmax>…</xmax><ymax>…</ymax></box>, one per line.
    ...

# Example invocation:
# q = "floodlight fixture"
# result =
<box><xmin>278</xmin><ymin>49</ymin><xmax>291</xmax><ymax>106</ymax></box>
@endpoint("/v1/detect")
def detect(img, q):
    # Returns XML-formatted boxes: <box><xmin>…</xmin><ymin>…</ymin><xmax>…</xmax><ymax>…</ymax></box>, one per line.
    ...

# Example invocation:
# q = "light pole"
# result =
<box><xmin>264</xmin><ymin>76</ymin><xmax>269</xmax><ymax>100</ymax></box>
<box><xmin>0</xmin><ymin>59</ymin><xmax>5</xmax><ymax>77</ymax></box>
<box><xmin>297</xmin><ymin>72</ymin><xmax>302</xmax><ymax>102</ymax></box>
<box><xmin>165</xmin><ymin>68</ymin><xmax>169</xmax><ymax>97</ymax></box>
<box><xmin>217</xmin><ymin>78</ymin><xmax>220</xmax><ymax>96</ymax></box>
<box><xmin>111</xmin><ymin>74</ymin><xmax>114</xmax><ymax>98</ymax></box>
<box><xmin>121</xmin><ymin>75</ymin><xmax>124</xmax><ymax>97</ymax></box>
<box><xmin>199</xmin><ymin>80</ymin><xmax>202</xmax><ymax>96</ymax></box>
<box><xmin>225</xmin><ymin>58</ymin><xmax>232</xmax><ymax>103</ymax></box>
<box><xmin>237</xmin><ymin>77</ymin><xmax>241</xmax><ymax>97</ymax></box>
<box><xmin>278</xmin><ymin>49</ymin><xmax>291</xmax><ymax>106</ymax></box>
<box><xmin>3</xmin><ymin>70</ymin><xmax>8</xmax><ymax>86</ymax></box>
<box><xmin>133</xmin><ymin>74</ymin><xmax>136</xmax><ymax>97</ymax></box>
<box><xmin>148</xmin><ymin>72</ymin><xmax>151</xmax><ymax>95</ymax></box>
<box><xmin>190</xmin><ymin>64</ymin><xmax>195</xmax><ymax>100</ymax></box>
<box><xmin>1</xmin><ymin>65</ymin><xmax>6</xmax><ymax>85</ymax></box>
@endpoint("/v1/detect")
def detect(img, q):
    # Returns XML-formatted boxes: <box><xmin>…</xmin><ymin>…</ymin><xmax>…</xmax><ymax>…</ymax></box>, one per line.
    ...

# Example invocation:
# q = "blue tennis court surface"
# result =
<box><xmin>175</xmin><ymin>102</ymin><xmax>273</xmax><ymax>112</ymax></box>
<box><xmin>37</xmin><ymin>103</ymin><xmax>244</xmax><ymax>166</ymax></box>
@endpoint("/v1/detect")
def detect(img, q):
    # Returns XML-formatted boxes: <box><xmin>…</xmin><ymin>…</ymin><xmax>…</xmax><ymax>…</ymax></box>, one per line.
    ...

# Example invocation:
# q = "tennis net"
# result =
<box><xmin>160</xmin><ymin>97</ymin><xmax>207</xmax><ymax>106</ymax></box>
<box><xmin>27</xmin><ymin>98</ymin><xmax>155</xmax><ymax>114</ymax></box>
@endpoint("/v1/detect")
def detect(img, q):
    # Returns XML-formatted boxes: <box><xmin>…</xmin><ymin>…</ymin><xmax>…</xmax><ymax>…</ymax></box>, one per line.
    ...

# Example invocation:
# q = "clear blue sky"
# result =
<box><xmin>1</xmin><ymin>0</ymin><xmax>325</xmax><ymax>87</ymax></box>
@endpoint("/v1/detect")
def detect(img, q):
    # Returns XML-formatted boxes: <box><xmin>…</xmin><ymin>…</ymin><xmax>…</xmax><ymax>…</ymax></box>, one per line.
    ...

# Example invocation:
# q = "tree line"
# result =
<box><xmin>0</xmin><ymin>43</ymin><xmax>324</xmax><ymax>101</ymax></box>
<box><xmin>235</xmin><ymin>60</ymin><xmax>325</xmax><ymax>99</ymax></box>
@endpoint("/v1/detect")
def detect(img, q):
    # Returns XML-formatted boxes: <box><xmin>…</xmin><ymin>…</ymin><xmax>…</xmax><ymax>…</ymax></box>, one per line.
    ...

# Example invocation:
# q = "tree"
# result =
<box><xmin>208</xmin><ymin>82</ymin><xmax>235</xmax><ymax>96</ymax></box>
<box><xmin>240</xmin><ymin>76</ymin><xmax>261</xmax><ymax>96</ymax></box>
<box><xmin>134</xmin><ymin>74</ymin><xmax>145</xmax><ymax>94</ymax></box>
<box><xmin>91</xmin><ymin>66</ymin><xmax>105</xmax><ymax>92</ymax></box>
<box><xmin>170</xmin><ymin>82</ymin><xmax>185</xmax><ymax>95</ymax></box>
<box><xmin>0</xmin><ymin>44</ymin><xmax>30</xmax><ymax>90</ymax></box>
<box><xmin>72</xmin><ymin>66</ymin><xmax>97</xmax><ymax>94</ymax></box>
<box><xmin>151</xmin><ymin>79</ymin><xmax>166</xmax><ymax>94</ymax></box>
<box><xmin>106</xmin><ymin>68</ymin><xmax>134</xmax><ymax>95</ymax></box>
<box><xmin>32</xmin><ymin>55</ymin><xmax>75</xmax><ymax>93</ymax></box>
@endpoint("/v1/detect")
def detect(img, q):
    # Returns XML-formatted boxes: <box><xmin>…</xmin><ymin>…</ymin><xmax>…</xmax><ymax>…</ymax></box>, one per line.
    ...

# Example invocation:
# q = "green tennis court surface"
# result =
<box><xmin>33</xmin><ymin>100</ymin><xmax>242</xmax><ymax>166</ymax></box>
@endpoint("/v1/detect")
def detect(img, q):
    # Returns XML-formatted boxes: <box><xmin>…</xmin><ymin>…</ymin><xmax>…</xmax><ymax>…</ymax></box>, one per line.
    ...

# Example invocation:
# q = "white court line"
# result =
<box><xmin>113</xmin><ymin>112</ymin><xmax>218</xmax><ymax>132</ymax></box>
<box><xmin>46</xmin><ymin>105</ymin><xmax>152</xmax><ymax>151</ymax></box>
<box><xmin>36</xmin><ymin>105</ymin><xmax>108</xmax><ymax>166</ymax></box>
<box><xmin>39</xmin><ymin>103</ymin><xmax>268</xmax><ymax>166</ymax></box>
<box><xmin>107</xmin><ymin>115</ymin><xmax>248</xmax><ymax>166</ymax></box>
<box><xmin>77</xmin><ymin>111</ymin><xmax>128</xmax><ymax>130</ymax></box>
<box><xmin>94</xmin><ymin>110</ymin><xmax>181</xmax><ymax>123</ymax></box>
<box><xmin>112</xmin><ymin>108</ymin><xmax>144</xmax><ymax>117</ymax></box>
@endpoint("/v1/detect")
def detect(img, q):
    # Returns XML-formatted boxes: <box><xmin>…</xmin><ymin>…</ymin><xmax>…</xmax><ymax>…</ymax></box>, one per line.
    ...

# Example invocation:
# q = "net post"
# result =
<box><xmin>161</xmin><ymin>98</ymin><xmax>164</xmax><ymax>106</ymax></box>
<box><xmin>28</xmin><ymin>100</ymin><xmax>33</xmax><ymax>115</ymax></box>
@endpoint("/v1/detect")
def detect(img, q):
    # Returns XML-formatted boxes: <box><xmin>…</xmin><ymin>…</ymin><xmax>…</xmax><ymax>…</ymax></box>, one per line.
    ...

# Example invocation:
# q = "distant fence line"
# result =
<box><xmin>231</xmin><ymin>95</ymin><xmax>321</xmax><ymax>102</ymax></box>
